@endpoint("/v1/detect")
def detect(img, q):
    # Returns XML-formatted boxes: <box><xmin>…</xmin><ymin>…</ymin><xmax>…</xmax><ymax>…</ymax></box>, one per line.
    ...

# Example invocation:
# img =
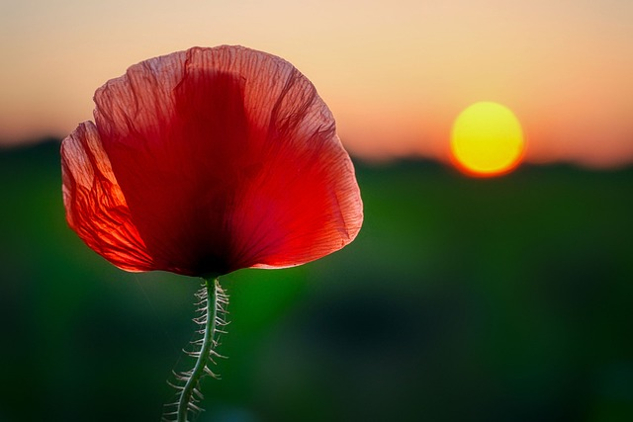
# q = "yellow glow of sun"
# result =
<box><xmin>450</xmin><ymin>102</ymin><xmax>525</xmax><ymax>177</ymax></box>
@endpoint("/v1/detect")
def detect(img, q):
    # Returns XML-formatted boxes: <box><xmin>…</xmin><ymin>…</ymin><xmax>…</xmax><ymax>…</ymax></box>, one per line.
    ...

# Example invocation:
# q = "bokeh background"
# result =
<box><xmin>1</xmin><ymin>1</ymin><xmax>633</xmax><ymax>421</ymax></box>
<box><xmin>2</xmin><ymin>143</ymin><xmax>632</xmax><ymax>422</ymax></box>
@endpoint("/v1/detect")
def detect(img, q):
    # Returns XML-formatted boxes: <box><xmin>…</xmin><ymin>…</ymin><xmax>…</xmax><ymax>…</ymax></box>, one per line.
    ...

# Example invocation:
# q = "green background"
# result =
<box><xmin>1</xmin><ymin>141</ymin><xmax>632</xmax><ymax>421</ymax></box>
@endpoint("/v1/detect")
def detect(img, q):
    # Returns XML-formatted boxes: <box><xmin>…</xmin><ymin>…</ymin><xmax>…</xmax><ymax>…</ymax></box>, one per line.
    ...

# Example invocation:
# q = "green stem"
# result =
<box><xmin>164</xmin><ymin>277</ymin><xmax>227</xmax><ymax>422</ymax></box>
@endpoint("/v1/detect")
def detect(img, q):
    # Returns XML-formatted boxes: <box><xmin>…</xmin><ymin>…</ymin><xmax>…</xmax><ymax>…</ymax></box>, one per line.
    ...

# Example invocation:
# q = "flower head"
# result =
<box><xmin>61</xmin><ymin>45</ymin><xmax>363</xmax><ymax>277</ymax></box>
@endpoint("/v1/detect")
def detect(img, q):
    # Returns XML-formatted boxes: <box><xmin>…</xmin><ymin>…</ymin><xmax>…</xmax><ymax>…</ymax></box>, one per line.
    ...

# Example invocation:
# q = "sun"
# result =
<box><xmin>450</xmin><ymin>102</ymin><xmax>525</xmax><ymax>177</ymax></box>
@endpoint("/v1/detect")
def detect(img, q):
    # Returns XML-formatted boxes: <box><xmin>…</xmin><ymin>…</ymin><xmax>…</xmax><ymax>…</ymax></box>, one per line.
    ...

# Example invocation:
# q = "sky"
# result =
<box><xmin>1</xmin><ymin>0</ymin><xmax>632</xmax><ymax>167</ymax></box>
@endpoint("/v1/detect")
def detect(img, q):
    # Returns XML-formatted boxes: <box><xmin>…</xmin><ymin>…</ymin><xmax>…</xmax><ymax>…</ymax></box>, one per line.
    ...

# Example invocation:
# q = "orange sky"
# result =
<box><xmin>1</xmin><ymin>0</ymin><xmax>632</xmax><ymax>167</ymax></box>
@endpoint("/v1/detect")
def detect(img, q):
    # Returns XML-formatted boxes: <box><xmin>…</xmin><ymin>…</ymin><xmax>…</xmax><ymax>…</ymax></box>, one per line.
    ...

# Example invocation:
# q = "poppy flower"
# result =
<box><xmin>61</xmin><ymin>45</ymin><xmax>363</xmax><ymax>278</ymax></box>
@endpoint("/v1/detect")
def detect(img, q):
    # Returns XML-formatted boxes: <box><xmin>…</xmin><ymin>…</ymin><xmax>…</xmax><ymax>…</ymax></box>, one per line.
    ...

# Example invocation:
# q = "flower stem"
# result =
<box><xmin>164</xmin><ymin>277</ymin><xmax>228</xmax><ymax>422</ymax></box>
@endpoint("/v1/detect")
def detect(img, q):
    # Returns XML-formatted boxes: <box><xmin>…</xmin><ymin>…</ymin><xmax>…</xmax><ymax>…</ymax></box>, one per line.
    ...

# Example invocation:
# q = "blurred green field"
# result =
<box><xmin>1</xmin><ymin>141</ymin><xmax>632</xmax><ymax>422</ymax></box>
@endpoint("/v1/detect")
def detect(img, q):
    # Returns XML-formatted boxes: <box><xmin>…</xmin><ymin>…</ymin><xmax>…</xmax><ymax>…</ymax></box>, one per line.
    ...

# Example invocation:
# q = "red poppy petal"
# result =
<box><xmin>238</xmin><ymin>134</ymin><xmax>363</xmax><ymax>270</ymax></box>
<box><xmin>207</xmin><ymin>47</ymin><xmax>362</xmax><ymax>269</ymax></box>
<box><xmin>61</xmin><ymin>122</ymin><xmax>154</xmax><ymax>272</ymax></box>
<box><xmin>92</xmin><ymin>49</ymin><xmax>248</xmax><ymax>275</ymax></box>
<box><xmin>88</xmin><ymin>46</ymin><xmax>362</xmax><ymax>275</ymax></box>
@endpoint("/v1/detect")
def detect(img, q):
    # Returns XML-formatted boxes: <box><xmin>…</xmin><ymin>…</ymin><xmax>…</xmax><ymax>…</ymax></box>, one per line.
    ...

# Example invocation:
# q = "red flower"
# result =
<box><xmin>61</xmin><ymin>45</ymin><xmax>363</xmax><ymax>277</ymax></box>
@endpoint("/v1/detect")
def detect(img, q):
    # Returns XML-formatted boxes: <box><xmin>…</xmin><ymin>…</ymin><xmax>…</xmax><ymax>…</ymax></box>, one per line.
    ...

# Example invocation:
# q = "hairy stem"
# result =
<box><xmin>176</xmin><ymin>278</ymin><xmax>216</xmax><ymax>422</ymax></box>
<box><xmin>163</xmin><ymin>277</ymin><xmax>228</xmax><ymax>422</ymax></box>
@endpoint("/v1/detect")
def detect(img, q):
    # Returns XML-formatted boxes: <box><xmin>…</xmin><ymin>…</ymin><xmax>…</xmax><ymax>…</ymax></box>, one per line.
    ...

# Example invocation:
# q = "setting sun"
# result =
<box><xmin>450</xmin><ymin>102</ymin><xmax>525</xmax><ymax>177</ymax></box>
